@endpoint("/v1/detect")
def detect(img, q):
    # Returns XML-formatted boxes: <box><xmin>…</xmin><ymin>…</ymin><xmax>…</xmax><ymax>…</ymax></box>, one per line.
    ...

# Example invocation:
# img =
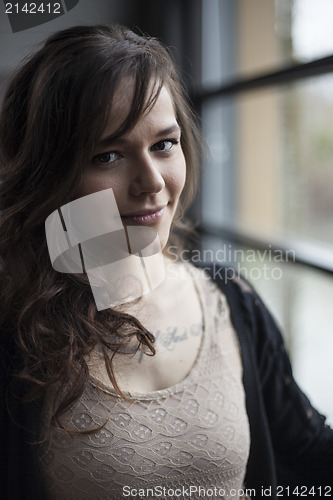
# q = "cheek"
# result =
<box><xmin>78</xmin><ymin>172</ymin><xmax>102</xmax><ymax>198</ymax></box>
<box><xmin>168</xmin><ymin>155</ymin><xmax>186</xmax><ymax>197</ymax></box>
<box><xmin>78</xmin><ymin>171</ymin><xmax>123</xmax><ymax>199</ymax></box>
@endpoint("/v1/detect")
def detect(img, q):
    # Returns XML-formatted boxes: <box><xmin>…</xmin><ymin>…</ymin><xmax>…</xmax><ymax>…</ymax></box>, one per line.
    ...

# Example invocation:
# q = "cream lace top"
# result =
<box><xmin>39</xmin><ymin>267</ymin><xmax>250</xmax><ymax>499</ymax></box>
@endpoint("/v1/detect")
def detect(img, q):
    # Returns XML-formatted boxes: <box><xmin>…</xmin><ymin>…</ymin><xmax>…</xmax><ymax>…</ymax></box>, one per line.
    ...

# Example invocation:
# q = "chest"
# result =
<box><xmin>40</xmin><ymin>311</ymin><xmax>250</xmax><ymax>500</ymax></box>
<box><xmin>90</xmin><ymin>274</ymin><xmax>204</xmax><ymax>393</ymax></box>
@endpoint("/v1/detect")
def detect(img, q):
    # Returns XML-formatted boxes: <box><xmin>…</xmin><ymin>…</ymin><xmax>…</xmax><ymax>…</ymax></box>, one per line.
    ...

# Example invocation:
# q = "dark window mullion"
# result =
<box><xmin>192</xmin><ymin>54</ymin><xmax>333</xmax><ymax>103</ymax></box>
<box><xmin>197</xmin><ymin>223</ymin><xmax>333</xmax><ymax>276</ymax></box>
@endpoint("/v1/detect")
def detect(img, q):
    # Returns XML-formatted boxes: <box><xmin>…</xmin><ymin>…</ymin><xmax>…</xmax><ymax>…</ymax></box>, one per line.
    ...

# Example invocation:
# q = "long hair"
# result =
<box><xmin>0</xmin><ymin>24</ymin><xmax>201</xmax><ymax>434</ymax></box>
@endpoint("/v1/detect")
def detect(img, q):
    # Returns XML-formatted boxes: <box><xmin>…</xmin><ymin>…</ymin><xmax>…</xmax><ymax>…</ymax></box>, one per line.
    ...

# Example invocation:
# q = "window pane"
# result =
<box><xmin>282</xmin><ymin>75</ymin><xmax>333</xmax><ymax>246</ymax></box>
<box><xmin>234</xmin><ymin>75</ymin><xmax>333</xmax><ymax>249</ymax></box>
<box><xmin>291</xmin><ymin>0</ymin><xmax>333</xmax><ymax>61</ymax></box>
<box><xmin>201</xmin><ymin>0</ymin><xmax>236</xmax><ymax>88</ymax></box>
<box><xmin>201</xmin><ymin>97</ymin><xmax>236</xmax><ymax>227</ymax></box>
<box><xmin>235</xmin><ymin>87</ymin><xmax>283</xmax><ymax>237</ymax></box>
<box><xmin>202</xmin><ymin>0</ymin><xmax>333</xmax><ymax>86</ymax></box>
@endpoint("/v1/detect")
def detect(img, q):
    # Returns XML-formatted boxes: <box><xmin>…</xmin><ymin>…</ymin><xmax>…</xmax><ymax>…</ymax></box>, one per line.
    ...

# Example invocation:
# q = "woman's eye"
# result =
<box><xmin>151</xmin><ymin>139</ymin><xmax>179</xmax><ymax>152</ymax></box>
<box><xmin>93</xmin><ymin>151</ymin><xmax>119</xmax><ymax>165</ymax></box>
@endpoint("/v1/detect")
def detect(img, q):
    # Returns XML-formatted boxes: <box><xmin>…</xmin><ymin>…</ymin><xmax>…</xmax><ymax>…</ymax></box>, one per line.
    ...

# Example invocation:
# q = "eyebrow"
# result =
<box><xmin>96</xmin><ymin>124</ymin><xmax>181</xmax><ymax>150</ymax></box>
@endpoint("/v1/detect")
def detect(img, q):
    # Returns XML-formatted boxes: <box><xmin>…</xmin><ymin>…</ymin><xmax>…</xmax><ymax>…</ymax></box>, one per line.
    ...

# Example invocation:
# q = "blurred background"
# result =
<box><xmin>1</xmin><ymin>0</ymin><xmax>332</xmax><ymax>423</ymax></box>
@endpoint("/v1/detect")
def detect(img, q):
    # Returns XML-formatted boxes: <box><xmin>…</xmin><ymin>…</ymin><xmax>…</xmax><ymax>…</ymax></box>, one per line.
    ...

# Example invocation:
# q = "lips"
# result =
<box><xmin>121</xmin><ymin>206</ymin><xmax>166</xmax><ymax>225</ymax></box>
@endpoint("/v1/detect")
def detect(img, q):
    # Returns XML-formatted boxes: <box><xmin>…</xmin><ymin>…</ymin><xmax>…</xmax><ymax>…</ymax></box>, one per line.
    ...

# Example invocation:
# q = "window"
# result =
<box><xmin>197</xmin><ymin>0</ymin><xmax>333</xmax><ymax>424</ymax></box>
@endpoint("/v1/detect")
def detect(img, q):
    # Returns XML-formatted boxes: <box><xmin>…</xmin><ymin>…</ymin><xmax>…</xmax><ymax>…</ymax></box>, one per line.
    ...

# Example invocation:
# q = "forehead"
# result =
<box><xmin>102</xmin><ymin>80</ymin><xmax>176</xmax><ymax>140</ymax></box>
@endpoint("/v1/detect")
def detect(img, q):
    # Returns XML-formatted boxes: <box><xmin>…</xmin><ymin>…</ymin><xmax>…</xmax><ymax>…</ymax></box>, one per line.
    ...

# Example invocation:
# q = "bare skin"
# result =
<box><xmin>88</xmin><ymin>258</ymin><xmax>204</xmax><ymax>394</ymax></box>
<box><xmin>81</xmin><ymin>80</ymin><xmax>202</xmax><ymax>394</ymax></box>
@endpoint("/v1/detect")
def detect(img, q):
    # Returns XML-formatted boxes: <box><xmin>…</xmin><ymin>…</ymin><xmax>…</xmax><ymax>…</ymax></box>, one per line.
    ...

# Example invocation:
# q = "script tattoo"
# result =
<box><xmin>138</xmin><ymin>322</ymin><xmax>203</xmax><ymax>363</ymax></box>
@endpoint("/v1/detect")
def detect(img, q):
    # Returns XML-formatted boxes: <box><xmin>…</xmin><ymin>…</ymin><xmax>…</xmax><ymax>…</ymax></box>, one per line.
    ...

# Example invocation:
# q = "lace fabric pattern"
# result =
<box><xmin>39</xmin><ymin>267</ymin><xmax>250</xmax><ymax>500</ymax></box>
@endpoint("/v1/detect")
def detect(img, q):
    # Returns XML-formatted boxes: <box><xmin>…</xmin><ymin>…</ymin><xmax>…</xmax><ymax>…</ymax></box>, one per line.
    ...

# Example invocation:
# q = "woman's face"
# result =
<box><xmin>79</xmin><ymin>82</ymin><xmax>186</xmax><ymax>250</ymax></box>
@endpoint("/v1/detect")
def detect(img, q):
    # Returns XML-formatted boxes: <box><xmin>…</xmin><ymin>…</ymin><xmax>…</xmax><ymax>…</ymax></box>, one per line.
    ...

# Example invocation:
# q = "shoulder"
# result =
<box><xmin>192</xmin><ymin>261</ymin><xmax>255</xmax><ymax>298</ymax></box>
<box><xmin>191</xmin><ymin>261</ymin><xmax>285</xmax><ymax>356</ymax></box>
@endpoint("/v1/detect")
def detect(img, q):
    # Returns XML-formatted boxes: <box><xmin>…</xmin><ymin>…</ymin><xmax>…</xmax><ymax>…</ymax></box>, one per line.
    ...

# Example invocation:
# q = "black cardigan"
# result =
<box><xmin>1</xmin><ymin>265</ymin><xmax>333</xmax><ymax>499</ymax></box>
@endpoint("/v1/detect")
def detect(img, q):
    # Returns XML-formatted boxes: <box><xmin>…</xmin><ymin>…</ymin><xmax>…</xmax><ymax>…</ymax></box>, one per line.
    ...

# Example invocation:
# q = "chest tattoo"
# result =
<box><xmin>138</xmin><ymin>322</ymin><xmax>203</xmax><ymax>363</ymax></box>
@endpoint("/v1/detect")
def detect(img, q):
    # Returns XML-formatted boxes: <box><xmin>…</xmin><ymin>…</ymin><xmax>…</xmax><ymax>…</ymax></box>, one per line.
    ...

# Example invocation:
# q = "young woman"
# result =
<box><xmin>0</xmin><ymin>25</ymin><xmax>332</xmax><ymax>500</ymax></box>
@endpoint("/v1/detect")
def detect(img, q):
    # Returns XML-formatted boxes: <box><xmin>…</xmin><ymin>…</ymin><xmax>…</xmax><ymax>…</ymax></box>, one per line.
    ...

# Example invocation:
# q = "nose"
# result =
<box><xmin>129</xmin><ymin>153</ymin><xmax>165</xmax><ymax>196</ymax></box>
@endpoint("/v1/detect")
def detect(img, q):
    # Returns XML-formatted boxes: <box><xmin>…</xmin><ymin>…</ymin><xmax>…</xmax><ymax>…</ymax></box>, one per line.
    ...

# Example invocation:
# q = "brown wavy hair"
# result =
<box><xmin>0</xmin><ymin>25</ymin><xmax>201</xmax><ymax>433</ymax></box>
